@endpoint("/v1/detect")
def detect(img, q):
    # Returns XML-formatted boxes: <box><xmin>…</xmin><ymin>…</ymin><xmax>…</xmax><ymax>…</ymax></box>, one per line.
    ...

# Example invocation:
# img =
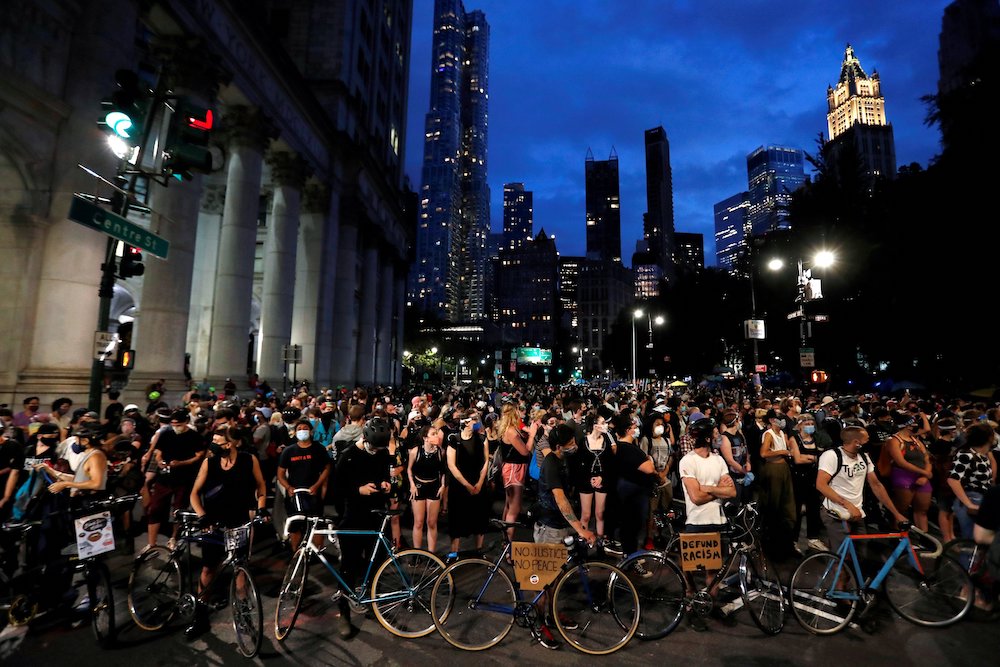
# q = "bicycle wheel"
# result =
<box><xmin>551</xmin><ymin>561</ymin><xmax>639</xmax><ymax>655</ymax></box>
<box><xmin>884</xmin><ymin>553</ymin><xmax>973</xmax><ymax>627</ymax></box>
<box><xmin>430</xmin><ymin>558</ymin><xmax>516</xmax><ymax>651</ymax></box>
<box><xmin>88</xmin><ymin>561</ymin><xmax>115</xmax><ymax>648</ymax></box>
<box><xmin>128</xmin><ymin>546</ymin><xmax>182</xmax><ymax>631</ymax></box>
<box><xmin>371</xmin><ymin>548</ymin><xmax>445</xmax><ymax>638</ymax></box>
<box><xmin>789</xmin><ymin>552</ymin><xmax>858</xmax><ymax>635</ymax></box>
<box><xmin>616</xmin><ymin>552</ymin><xmax>685</xmax><ymax>640</ymax></box>
<box><xmin>739</xmin><ymin>548</ymin><xmax>785</xmax><ymax>635</ymax></box>
<box><xmin>230</xmin><ymin>565</ymin><xmax>263</xmax><ymax>658</ymax></box>
<box><xmin>274</xmin><ymin>547</ymin><xmax>309</xmax><ymax>641</ymax></box>
<box><xmin>940</xmin><ymin>539</ymin><xmax>986</xmax><ymax>578</ymax></box>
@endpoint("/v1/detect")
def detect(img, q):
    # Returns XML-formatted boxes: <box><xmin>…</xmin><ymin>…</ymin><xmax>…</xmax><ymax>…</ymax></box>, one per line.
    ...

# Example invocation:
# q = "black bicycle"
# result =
<box><xmin>127</xmin><ymin>510</ymin><xmax>266</xmax><ymax>658</ymax></box>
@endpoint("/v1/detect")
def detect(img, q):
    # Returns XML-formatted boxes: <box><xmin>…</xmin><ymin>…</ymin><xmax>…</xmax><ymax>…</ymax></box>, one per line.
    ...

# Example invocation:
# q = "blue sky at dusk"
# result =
<box><xmin>404</xmin><ymin>0</ymin><xmax>951</xmax><ymax>266</ymax></box>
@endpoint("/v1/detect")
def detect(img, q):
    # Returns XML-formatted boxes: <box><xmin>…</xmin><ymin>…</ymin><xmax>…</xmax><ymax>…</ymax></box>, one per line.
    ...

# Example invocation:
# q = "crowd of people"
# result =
<box><xmin>1</xmin><ymin>381</ymin><xmax>998</xmax><ymax>645</ymax></box>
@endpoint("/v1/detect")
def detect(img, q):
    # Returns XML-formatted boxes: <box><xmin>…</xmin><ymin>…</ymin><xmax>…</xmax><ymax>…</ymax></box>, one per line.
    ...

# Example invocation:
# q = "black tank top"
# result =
<box><xmin>411</xmin><ymin>446</ymin><xmax>444</xmax><ymax>481</ymax></box>
<box><xmin>203</xmin><ymin>451</ymin><xmax>256</xmax><ymax>527</ymax></box>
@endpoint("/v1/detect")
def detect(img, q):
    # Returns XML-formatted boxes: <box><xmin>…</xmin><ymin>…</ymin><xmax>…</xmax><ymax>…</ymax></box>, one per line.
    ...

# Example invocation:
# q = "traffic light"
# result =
<box><xmin>811</xmin><ymin>370</ymin><xmax>828</xmax><ymax>383</ymax></box>
<box><xmin>99</xmin><ymin>69</ymin><xmax>150</xmax><ymax>147</ymax></box>
<box><xmin>117</xmin><ymin>349</ymin><xmax>136</xmax><ymax>370</ymax></box>
<box><xmin>163</xmin><ymin>99</ymin><xmax>214</xmax><ymax>181</ymax></box>
<box><xmin>118</xmin><ymin>245</ymin><xmax>145</xmax><ymax>278</ymax></box>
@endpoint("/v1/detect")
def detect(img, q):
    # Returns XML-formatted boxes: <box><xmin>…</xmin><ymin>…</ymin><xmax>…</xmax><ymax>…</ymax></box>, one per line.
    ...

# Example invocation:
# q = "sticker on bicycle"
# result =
<box><xmin>511</xmin><ymin>541</ymin><xmax>568</xmax><ymax>591</ymax></box>
<box><xmin>679</xmin><ymin>532</ymin><xmax>723</xmax><ymax>572</ymax></box>
<box><xmin>75</xmin><ymin>511</ymin><xmax>115</xmax><ymax>559</ymax></box>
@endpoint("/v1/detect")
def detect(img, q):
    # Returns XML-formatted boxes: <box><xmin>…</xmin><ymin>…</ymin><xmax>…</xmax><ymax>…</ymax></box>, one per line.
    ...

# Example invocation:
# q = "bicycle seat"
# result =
<box><xmin>175</xmin><ymin>510</ymin><xmax>201</xmax><ymax>524</ymax></box>
<box><xmin>372</xmin><ymin>508</ymin><xmax>404</xmax><ymax>517</ymax></box>
<box><xmin>489</xmin><ymin>518</ymin><xmax>524</xmax><ymax>530</ymax></box>
<box><xmin>2</xmin><ymin>521</ymin><xmax>40</xmax><ymax>534</ymax></box>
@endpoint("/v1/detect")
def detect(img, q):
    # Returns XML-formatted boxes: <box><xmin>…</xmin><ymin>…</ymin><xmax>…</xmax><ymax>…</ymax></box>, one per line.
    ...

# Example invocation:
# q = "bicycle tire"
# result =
<box><xmin>884</xmin><ymin>553</ymin><xmax>973</xmax><ymax>627</ymax></box>
<box><xmin>371</xmin><ymin>548</ymin><xmax>445</xmax><ymax>638</ymax></box>
<box><xmin>88</xmin><ymin>561</ymin><xmax>115</xmax><ymax>648</ymax></box>
<box><xmin>739</xmin><ymin>548</ymin><xmax>785</xmax><ymax>635</ymax></box>
<box><xmin>230</xmin><ymin>564</ymin><xmax>263</xmax><ymax>658</ymax></box>
<box><xmin>430</xmin><ymin>558</ymin><xmax>517</xmax><ymax>651</ymax></box>
<box><xmin>615</xmin><ymin>551</ymin><xmax>685</xmax><ymax>640</ymax></box>
<box><xmin>551</xmin><ymin>561</ymin><xmax>639</xmax><ymax>655</ymax></box>
<box><xmin>127</xmin><ymin>546</ymin><xmax>182</xmax><ymax>631</ymax></box>
<box><xmin>789</xmin><ymin>552</ymin><xmax>858</xmax><ymax>635</ymax></box>
<box><xmin>940</xmin><ymin>538</ymin><xmax>985</xmax><ymax>578</ymax></box>
<box><xmin>274</xmin><ymin>547</ymin><xmax>309</xmax><ymax>641</ymax></box>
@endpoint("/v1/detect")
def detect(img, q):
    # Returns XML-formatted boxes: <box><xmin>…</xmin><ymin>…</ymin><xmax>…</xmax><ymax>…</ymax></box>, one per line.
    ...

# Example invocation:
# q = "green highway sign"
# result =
<box><xmin>69</xmin><ymin>195</ymin><xmax>170</xmax><ymax>258</ymax></box>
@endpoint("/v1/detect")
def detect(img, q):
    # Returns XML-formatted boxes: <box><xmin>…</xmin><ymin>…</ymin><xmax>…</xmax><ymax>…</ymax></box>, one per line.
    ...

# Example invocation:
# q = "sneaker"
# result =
<box><xmin>603</xmin><ymin>539</ymin><xmax>624</xmax><ymax>557</ymax></box>
<box><xmin>166</xmin><ymin>538</ymin><xmax>177</xmax><ymax>551</ymax></box>
<box><xmin>644</xmin><ymin>538</ymin><xmax>655</xmax><ymax>551</ymax></box>
<box><xmin>807</xmin><ymin>538</ymin><xmax>829</xmax><ymax>552</ymax></box>
<box><xmin>536</xmin><ymin>624</ymin><xmax>560</xmax><ymax>650</ymax></box>
<box><xmin>547</xmin><ymin>613</ymin><xmax>579</xmax><ymax>631</ymax></box>
<box><xmin>632</xmin><ymin>559</ymin><xmax>653</xmax><ymax>579</ymax></box>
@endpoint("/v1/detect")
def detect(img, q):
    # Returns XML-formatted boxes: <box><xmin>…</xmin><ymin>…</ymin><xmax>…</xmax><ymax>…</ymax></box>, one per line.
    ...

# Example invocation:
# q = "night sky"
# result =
<box><xmin>404</xmin><ymin>0</ymin><xmax>951</xmax><ymax>266</ymax></box>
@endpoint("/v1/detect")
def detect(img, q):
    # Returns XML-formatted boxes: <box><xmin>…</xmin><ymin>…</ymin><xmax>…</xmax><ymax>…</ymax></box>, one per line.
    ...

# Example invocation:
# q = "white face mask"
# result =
<box><xmin>653</xmin><ymin>425</ymin><xmax>665</xmax><ymax>437</ymax></box>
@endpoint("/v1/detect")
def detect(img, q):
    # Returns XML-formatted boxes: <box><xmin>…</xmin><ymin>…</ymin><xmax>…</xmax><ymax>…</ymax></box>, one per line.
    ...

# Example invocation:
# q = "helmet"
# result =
<box><xmin>148</xmin><ymin>391</ymin><xmax>161</xmax><ymax>401</ymax></box>
<box><xmin>362</xmin><ymin>417</ymin><xmax>391</xmax><ymax>449</ymax></box>
<box><xmin>686</xmin><ymin>417</ymin><xmax>716</xmax><ymax>441</ymax></box>
<box><xmin>281</xmin><ymin>408</ymin><xmax>301</xmax><ymax>424</ymax></box>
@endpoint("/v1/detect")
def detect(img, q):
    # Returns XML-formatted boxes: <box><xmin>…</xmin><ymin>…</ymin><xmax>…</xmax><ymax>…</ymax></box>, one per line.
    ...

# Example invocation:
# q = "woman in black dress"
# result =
<box><xmin>446</xmin><ymin>413</ymin><xmax>490</xmax><ymax>553</ymax></box>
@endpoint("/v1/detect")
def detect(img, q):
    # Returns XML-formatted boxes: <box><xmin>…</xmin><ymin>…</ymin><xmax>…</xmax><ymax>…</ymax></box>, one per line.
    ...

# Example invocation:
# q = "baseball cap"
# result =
<box><xmin>123</xmin><ymin>404</ymin><xmax>140</xmax><ymax>413</ymax></box>
<box><xmin>820</xmin><ymin>396</ymin><xmax>835</xmax><ymax>406</ymax></box>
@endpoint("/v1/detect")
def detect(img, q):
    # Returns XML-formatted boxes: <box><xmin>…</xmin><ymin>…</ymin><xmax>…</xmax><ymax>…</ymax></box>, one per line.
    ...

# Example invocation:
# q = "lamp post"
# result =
<box><xmin>768</xmin><ymin>250</ymin><xmax>835</xmax><ymax>367</ymax></box>
<box><xmin>632</xmin><ymin>309</ymin><xmax>665</xmax><ymax>387</ymax></box>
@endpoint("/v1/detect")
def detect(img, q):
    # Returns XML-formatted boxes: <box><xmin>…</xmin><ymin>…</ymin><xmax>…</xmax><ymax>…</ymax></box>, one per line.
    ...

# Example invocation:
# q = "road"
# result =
<box><xmin>2</xmin><ymin>516</ymin><xmax>998</xmax><ymax>666</ymax></box>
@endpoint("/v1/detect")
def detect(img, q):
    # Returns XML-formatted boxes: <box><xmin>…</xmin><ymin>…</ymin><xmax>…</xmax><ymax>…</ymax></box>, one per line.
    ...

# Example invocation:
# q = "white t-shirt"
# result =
<box><xmin>679</xmin><ymin>450</ymin><xmax>730</xmax><ymax>525</ymax></box>
<box><xmin>818</xmin><ymin>448</ymin><xmax>872</xmax><ymax>518</ymax></box>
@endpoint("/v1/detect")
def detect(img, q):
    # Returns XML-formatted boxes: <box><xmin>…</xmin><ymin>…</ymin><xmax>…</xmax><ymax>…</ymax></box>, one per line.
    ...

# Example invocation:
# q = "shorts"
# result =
<box><xmin>534</xmin><ymin>522</ymin><xmax>573</xmax><ymax>545</ymax></box>
<box><xmin>890</xmin><ymin>467</ymin><xmax>932</xmax><ymax>494</ymax></box>
<box><xmin>147</xmin><ymin>482</ymin><xmax>190</xmax><ymax>525</ymax></box>
<box><xmin>502</xmin><ymin>463</ymin><xmax>527</xmax><ymax>489</ymax></box>
<box><xmin>414</xmin><ymin>478</ymin><xmax>442</xmax><ymax>501</ymax></box>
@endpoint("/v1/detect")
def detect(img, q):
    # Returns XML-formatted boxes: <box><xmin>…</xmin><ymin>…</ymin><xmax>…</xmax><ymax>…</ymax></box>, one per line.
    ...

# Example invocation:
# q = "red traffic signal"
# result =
<box><xmin>811</xmin><ymin>370</ymin><xmax>828</xmax><ymax>383</ymax></box>
<box><xmin>118</xmin><ymin>245</ymin><xmax>145</xmax><ymax>278</ymax></box>
<box><xmin>117</xmin><ymin>349</ymin><xmax>136</xmax><ymax>369</ymax></box>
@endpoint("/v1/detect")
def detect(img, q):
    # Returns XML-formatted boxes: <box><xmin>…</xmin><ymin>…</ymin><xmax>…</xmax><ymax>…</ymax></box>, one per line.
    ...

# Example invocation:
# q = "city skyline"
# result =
<box><xmin>404</xmin><ymin>0</ymin><xmax>950</xmax><ymax>266</ymax></box>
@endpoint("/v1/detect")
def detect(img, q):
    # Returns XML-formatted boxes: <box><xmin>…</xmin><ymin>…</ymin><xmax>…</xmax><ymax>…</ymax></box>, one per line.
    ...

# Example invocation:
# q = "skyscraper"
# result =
<box><xmin>714</xmin><ymin>192</ymin><xmax>750</xmax><ymax>273</ymax></box>
<box><xmin>585</xmin><ymin>148</ymin><xmax>621</xmax><ymax>264</ymax></box>
<box><xmin>746</xmin><ymin>145</ymin><xmax>806</xmax><ymax>237</ymax></box>
<box><xmin>502</xmin><ymin>183</ymin><xmax>533</xmax><ymax>250</ymax></box>
<box><xmin>674</xmin><ymin>232</ymin><xmax>706</xmax><ymax>272</ymax></box>
<box><xmin>497</xmin><ymin>230</ymin><xmax>558</xmax><ymax>348</ymax></box>
<box><xmin>409</xmin><ymin>0</ymin><xmax>490</xmax><ymax>322</ymax></box>
<box><xmin>823</xmin><ymin>44</ymin><xmax>896</xmax><ymax>189</ymax></box>
<box><xmin>643</xmin><ymin>126</ymin><xmax>676</xmax><ymax>280</ymax></box>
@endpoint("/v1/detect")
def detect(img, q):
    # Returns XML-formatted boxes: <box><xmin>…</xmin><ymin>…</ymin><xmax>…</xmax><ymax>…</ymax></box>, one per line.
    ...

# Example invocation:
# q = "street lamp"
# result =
<box><xmin>632</xmin><ymin>309</ymin><xmax>665</xmax><ymax>387</ymax></box>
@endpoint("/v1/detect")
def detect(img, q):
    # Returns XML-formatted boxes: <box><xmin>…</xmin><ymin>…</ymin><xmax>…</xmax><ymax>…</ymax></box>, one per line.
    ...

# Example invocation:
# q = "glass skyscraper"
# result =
<box><xmin>409</xmin><ymin>0</ymin><xmax>490</xmax><ymax>322</ymax></box>
<box><xmin>502</xmin><ymin>183</ymin><xmax>533</xmax><ymax>250</ymax></box>
<box><xmin>746</xmin><ymin>145</ymin><xmax>806</xmax><ymax>237</ymax></box>
<box><xmin>714</xmin><ymin>191</ymin><xmax>750</xmax><ymax>273</ymax></box>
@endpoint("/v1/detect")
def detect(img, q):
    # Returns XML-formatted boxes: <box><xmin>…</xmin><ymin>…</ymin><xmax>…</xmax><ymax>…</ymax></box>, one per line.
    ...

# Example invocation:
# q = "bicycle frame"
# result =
<box><xmin>293</xmin><ymin>514</ymin><xmax>417</xmax><ymax>606</ymax></box>
<box><xmin>825</xmin><ymin>527</ymin><xmax>923</xmax><ymax>600</ymax></box>
<box><xmin>174</xmin><ymin>519</ymin><xmax>251</xmax><ymax>604</ymax></box>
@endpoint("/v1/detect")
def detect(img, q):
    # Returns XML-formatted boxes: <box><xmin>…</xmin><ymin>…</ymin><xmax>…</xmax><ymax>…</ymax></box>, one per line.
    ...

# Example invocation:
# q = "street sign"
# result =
<box><xmin>69</xmin><ymin>195</ymin><xmax>170</xmax><ymax>259</ymax></box>
<box><xmin>755</xmin><ymin>364</ymin><xmax>768</xmax><ymax>373</ymax></box>
<box><xmin>93</xmin><ymin>331</ymin><xmax>119</xmax><ymax>360</ymax></box>
<box><xmin>799</xmin><ymin>347</ymin><xmax>816</xmax><ymax>368</ymax></box>
<box><xmin>786</xmin><ymin>309</ymin><xmax>804</xmax><ymax>320</ymax></box>
<box><xmin>812</xmin><ymin>314</ymin><xmax>829</xmax><ymax>322</ymax></box>
<box><xmin>744</xmin><ymin>319</ymin><xmax>765</xmax><ymax>340</ymax></box>
<box><xmin>282</xmin><ymin>344</ymin><xmax>302</xmax><ymax>363</ymax></box>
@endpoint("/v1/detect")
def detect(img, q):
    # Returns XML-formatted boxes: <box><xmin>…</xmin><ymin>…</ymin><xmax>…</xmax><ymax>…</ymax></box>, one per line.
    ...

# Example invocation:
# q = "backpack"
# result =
<box><xmin>828</xmin><ymin>447</ymin><xmax>874</xmax><ymax>482</ymax></box>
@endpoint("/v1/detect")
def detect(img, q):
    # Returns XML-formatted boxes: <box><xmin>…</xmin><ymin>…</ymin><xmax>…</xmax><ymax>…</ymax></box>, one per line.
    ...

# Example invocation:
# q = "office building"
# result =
<box><xmin>584</xmin><ymin>148</ymin><xmax>622</xmax><ymax>263</ymax></box>
<box><xmin>643</xmin><ymin>126</ymin><xmax>676</xmax><ymax>280</ymax></box>
<box><xmin>746</xmin><ymin>145</ymin><xmax>806</xmax><ymax>237</ymax></box>
<box><xmin>674</xmin><ymin>232</ymin><xmax>706</xmax><ymax>272</ymax></box>
<box><xmin>632</xmin><ymin>240</ymin><xmax>662</xmax><ymax>299</ymax></box>
<box><xmin>714</xmin><ymin>192</ymin><xmax>750</xmax><ymax>273</ymax></box>
<box><xmin>502</xmin><ymin>183</ymin><xmax>533</xmax><ymax>250</ymax></box>
<box><xmin>497</xmin><ymin>230</ymin><xmax>558</xmax><ymax>348</ymax></box>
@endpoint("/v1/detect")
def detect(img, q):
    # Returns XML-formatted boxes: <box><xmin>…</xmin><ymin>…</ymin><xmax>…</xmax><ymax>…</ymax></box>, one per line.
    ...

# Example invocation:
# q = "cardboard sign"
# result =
<box><xmin>75</xmin><ymin>511</ymin><xmax>116</xmax><ymax>559</ymax></box>
<box><xmin>679</xmin><ymin>532</ymin><xmax>723</xmax><ymax>572</ymax></box>
<box><xmin>511</xmin><ymin>541</ymin><xmax>567</xmax><ymax>591</ymax></box>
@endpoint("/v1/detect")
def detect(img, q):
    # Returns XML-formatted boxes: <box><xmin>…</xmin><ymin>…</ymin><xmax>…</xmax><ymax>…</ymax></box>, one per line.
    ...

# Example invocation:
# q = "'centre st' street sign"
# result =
<box><xmin>69</xmin><ymin>195</ymin><xmax>170</xmax><ymax>259</ymax></box>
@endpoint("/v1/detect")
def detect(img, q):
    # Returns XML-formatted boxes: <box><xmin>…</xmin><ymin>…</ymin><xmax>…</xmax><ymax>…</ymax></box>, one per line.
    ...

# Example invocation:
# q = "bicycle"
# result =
<box><xmin>939</xmin><ymin>537</ymin><xmax>997</xmax><ymax>614</ymax></box>
<box><xmin>616</xmin><ymin>500</ymin><xmax>785</xmax><ymax>639</ymax></box>
<box><xmin>273</xmin><ymin>508</ymin><xmax>444</xmax><ymax>641</ymax></box>
<box><xmin>789</xmin><ymin>518</ymin><xmax>974</xmax><ymax>634</ymax></box>
<box><xmin>127</xmin><ymin>509</ymin><xmax>266</xmax><ymax>658</ymax></box>
<box><xmin>0</xmin><ymin>493</ymin><xmax>138</xmax><ymax>647</ymax></box>
<box><xmin>429</xmin><ymin>518</ymin><xmax>640</xmax><ymax>655</ymax></box>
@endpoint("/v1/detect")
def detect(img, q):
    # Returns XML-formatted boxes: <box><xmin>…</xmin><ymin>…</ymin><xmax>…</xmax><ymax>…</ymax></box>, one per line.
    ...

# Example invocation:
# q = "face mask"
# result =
<box><xmin>296</xmin><ymin>430</ymin><xmax>311</xmax><ymax>442</ymax></box>
<box><xmin>563</xmin><ymin>444</ymin><xmax>579</xmax><ymax>456</ymax></box>
<box><xmin>209</xmin><ymin>443</ymin><xmax>225</xmax><ymax>457</ymax></box>
<box><xmin>595</xmin><ymin>423</ymin><xmax>607</xmax><ymax>434</ymax></box>
<box><xmin>775</xmin><ymin>420</ymin><xmax>786</xmax><ymax>430</ymax></box>
<box><xmin>803</xmin><ymin>425</ymin><xmax>816</xmax><ymax>435</ymax></box>
<box><xmin>309</xmin><ymin>418</ymin><xmax>319</xmax><ymax>427</ymax></box>
<box><xmin>472</xmin><ymin>422</ymin><xmax>481</xmax><ymax>432</ymax></box>
<box><xmin>653</xmin><ymin>425</ymin><xmax>665</xmax><ymax>437</ymax></box>
<box><xmin>680</xmin><ymin>407</ymin><xmax>688</xmax><ymax>414</ymax></box>
<box><xmin>71</xmin><ymin>442</ymin><xmax>85</xmax><ymax>454</ymax></box>
<box><xmin>716</xmin><ymin>403</ymin><xmax>725</xmax><ymax>412</ymax></box>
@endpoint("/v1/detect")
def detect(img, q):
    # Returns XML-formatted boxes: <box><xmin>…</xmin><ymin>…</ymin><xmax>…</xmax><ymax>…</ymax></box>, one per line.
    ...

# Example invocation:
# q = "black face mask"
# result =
<box><xmin>209</xmin><ymin>443</ymin><xmax>226</xmax><ymax>457</ymax></box>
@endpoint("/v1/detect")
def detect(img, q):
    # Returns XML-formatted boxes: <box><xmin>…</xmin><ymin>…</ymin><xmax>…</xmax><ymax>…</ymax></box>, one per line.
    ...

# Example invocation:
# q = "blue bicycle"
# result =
<box><xmin>273</xmin><ymin>509</ymin><xmax>445</xmax><ymax>640</ymax></box>
<box><xmin>789</xmin><ymin>519</ymin><xmax>973</xmax><ymax>634</ymax></box>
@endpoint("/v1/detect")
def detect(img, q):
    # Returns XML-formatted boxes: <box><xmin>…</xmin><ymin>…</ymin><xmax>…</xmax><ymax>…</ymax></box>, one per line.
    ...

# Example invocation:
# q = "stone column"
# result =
<box><xmin>329</xmin><ymin>214</ymin><xmax>359</xmax><ymax>387</ymax></box>
<box><xmin>131</xmin><ymin>40</ymin><xmax>223</xmax><ymax>400</ymax></box>
<box><xmin>22</xmin><ymin>0</ymin><xmax>140</xmax><ymax>400</ymax></box>
<box><xmin>186</xmin><ymin>181</ymin><xmax>225</xmax><ymax>380</ymax></box>
<box><xmin>374</xmin><ymin>258</ymin><xmax>395</xmax><ymax>384</ymax></box>
<box><xmin>290</xmin><ymin>182</ymin><xmax>329</xmax><ymax>385</ymax></box>
<box><xmin>393</xmin><ymin>269</ymin><xmax>406</xmax><ymax>385</ymax></box>
<box><xmin>257</xmin><ymin>151</ymin><xmax>308</xmax><ymax>385</ymax></box>
<box><xmin>355</xmin><ymin>241</ymin><xmax>379</xmax><ymax>388</ymax></box>
<box><xmin>206</xmin><ymin>106</ymin><xmax>274</xmax><ymax>384</ymax></box>
<box><xmin>313</xmin><ymin>189</ymin><xmax>341</xmax><ymax>389</ymax></box>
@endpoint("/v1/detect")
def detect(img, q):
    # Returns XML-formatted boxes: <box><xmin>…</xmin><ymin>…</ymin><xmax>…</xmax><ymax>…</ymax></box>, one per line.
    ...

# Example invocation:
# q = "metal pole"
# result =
<box><xmin>631</xmin><ymin>318</ymin><xmax>636</xmax><ymax>387</ymax></box>
<box><xmin>750</xmin><ymin>269</ymin><xmax>760</xmax><ymax>370</ymax></box>
<box><xmin>88</xmin><ymin>236</ymin><xmax>118</xmax><ymax>412</ymax></box>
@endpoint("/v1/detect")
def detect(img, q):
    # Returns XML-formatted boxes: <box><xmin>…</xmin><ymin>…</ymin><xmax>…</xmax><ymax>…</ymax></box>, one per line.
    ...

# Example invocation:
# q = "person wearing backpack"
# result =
<box><xmin>816</xmin><ymin>426</ymin><xmax>907</xmax><ymax>558</ymax></box>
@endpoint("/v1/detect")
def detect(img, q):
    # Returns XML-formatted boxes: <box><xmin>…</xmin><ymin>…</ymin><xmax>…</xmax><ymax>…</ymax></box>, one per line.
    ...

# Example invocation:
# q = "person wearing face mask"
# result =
<box><xmin>612</xmin><ymin>412</ymin><xmax>658</xmax><ymax>558</ymax></box>
<box><xmin>791</xmin><ymin>414</ymin><xmax>827</xmax><ymax>552</ymax></box>
<box><xmin>408</xmin><ymin>425</ymin><xmax>446</xmax><ymax>552</ymax></box>
<box><xmin>447</xmin><ymin>412</ymin><xmax>490</xmax><ymax>554</ymax></box>
<box><xmin>145</xmin><ymin>410</ymin><xmax>207</xmax><ymax>553</ymax></box>
<box><xmin>45</xmin><ymin>427</ymin><xmax>107</xmax><ymax>497</ymax></box>
<box><xmin>717</xmin><ymin>409</ymin><xmax>752</xmax><ymax>505</ymax></box>
<box><xmin>758</xmin><ymin>409</ymin><xmax>802</xmax><ymax>560</ymax></box>
<box><xmin>884</xmin><ymin>411</ymin><xmax>934</xmax><ymax>533</ymax></box>
<box><xmin>333</xmin><ymin>417</ymin><xmax>394</xmax><ymax>639</ymax></box>
<box><xmin>929</xmin><ymin>418</ymin><xmax>960</xmax><ymax>543</ymax></box>
<box><xmin>277</xmin><ymin>420</ymin><xmax>330</xmax><ymax>552</ymax></box>
<box><xmin>640</xmin><ymin>412</ymin><xmax>675</xmax><ymax>549</ymax></box>
<box><xmin>947</xmin><ymin>422</ymin><xmax>997</xmax><ymax>541</ymax></box>
<box><xmin>574</xmin><ymin>407</ymin><xmax>616</xmax><ymax>549</ymax></box>
<box><xmin>187</xmin><ymin>426</ymin><xmax>268</xmax><ymax>638</ymax></box>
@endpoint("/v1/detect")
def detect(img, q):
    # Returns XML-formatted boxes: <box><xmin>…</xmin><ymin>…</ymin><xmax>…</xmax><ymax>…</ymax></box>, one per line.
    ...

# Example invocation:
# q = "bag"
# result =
<box><xmin>528</xmin><ymin>450</ymin><xmax>541</xmax><ymax>481</ymax></box>
<box><xmin>877</xmin><ymin>436</ymin><xmax>898</xmax><ymax>478</ymax></box>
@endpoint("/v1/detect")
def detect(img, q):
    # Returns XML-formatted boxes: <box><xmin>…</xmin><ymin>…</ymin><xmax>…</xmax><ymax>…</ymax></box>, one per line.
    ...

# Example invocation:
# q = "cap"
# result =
<box><xmin>476</xmin><ymin>400</ymin><xmax>487</xmax><ymax>410</ymax></box>
<box><xmin>37</xmin><ymin>422</ymin><xmax>61</xmax><ymax>436</ymax></box>
<box><xmin>84</xmin><ymin>411</ymin><xmax>99</xmax><ymax>420</ymax></box>
<box><xmin>821</xmin><ymin>396</ymin><xmax>835</xmax><ymax>406</ymax></box>
<box><xmin>123</xmin><ymin>404</ymin><xmax>140</xmax><ymax>413</ymax></box>
<box><xmin>71</xmin><ymin>407</ymin><xmax>90</xmax><ymax>420</ymax></box>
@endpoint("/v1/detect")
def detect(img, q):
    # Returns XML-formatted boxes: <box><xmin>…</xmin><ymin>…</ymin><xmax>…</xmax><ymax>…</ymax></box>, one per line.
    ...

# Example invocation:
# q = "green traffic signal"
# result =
<box><xmin>98</xmin><ymin>69</ymin><xmax>150</xmax><ymax>147</ymax></box>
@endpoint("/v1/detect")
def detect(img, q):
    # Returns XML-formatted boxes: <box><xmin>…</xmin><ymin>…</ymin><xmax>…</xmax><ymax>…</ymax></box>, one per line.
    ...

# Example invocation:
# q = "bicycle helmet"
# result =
<box><xmin>362</xmin><ymin>416</ymin><xmax>391</xmax><ymax>449</ymax></box>
<box><xmin>686</xmin><ymin>417</ymin><xmax>716</xmax><ymax>441</ymax></box>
